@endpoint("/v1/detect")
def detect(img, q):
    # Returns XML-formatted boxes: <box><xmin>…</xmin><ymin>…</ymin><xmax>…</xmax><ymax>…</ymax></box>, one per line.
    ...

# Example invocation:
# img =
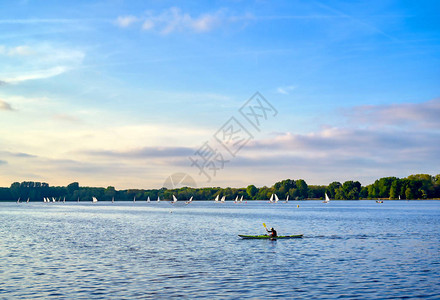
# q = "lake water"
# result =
<box><xmin>1</xmin><ymin>200</ymin><xmax>439</xmax><ymax>299</ymax></box>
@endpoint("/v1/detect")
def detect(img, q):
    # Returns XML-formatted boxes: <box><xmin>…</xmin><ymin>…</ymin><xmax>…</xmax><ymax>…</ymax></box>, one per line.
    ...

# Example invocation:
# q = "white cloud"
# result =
<box><xmin>5</xmin><ymin>66</ymin><xmax>67</xmax><ymax>83</ymax></box>
<box><xmin>0</xmin><ymin>44</ymin><xmax>84</xmax><ymax>83</ymax></box>
<box><xmin>116</xmin><ymin>7</ymin><xmax>234</xmax><ymax>34</ymax></box>
<box><xmin>276</xmin><ymin>85</ymin><xmax>296</xmax><ymax>95</ymax></box>
<box><xmin>115</xmin><ymin>15</ymin><xmax>138</xmax><ymax>28</ymax></box>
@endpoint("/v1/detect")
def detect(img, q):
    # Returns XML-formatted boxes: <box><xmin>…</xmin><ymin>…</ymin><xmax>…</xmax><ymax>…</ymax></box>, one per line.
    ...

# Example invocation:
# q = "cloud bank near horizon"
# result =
<box><xmin>2</xmin><ymin>98</ymin><xmax>438</xmax><ymax>189</ymax></box>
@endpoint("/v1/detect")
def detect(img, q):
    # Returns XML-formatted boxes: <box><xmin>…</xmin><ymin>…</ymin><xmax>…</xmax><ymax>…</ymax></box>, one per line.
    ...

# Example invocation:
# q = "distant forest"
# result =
<box><xmin>1</xmin><ymin>174</ymin><xmax>439</xmax><ymax>202</ymax></box>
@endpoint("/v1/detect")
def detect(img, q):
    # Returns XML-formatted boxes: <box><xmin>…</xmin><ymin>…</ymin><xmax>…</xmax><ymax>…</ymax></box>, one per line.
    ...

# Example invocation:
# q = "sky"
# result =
<box><xmin>0</xmin><ymin>0</ymin><xmax>439</xmax><ymax>189</ymax></box>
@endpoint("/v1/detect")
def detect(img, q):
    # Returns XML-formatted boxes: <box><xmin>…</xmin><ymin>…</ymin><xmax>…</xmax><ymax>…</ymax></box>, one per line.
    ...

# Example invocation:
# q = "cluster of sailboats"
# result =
<box><xmin>18</xmin><ymin>193</ymin><xmax>333</xmax><ymax>203</ymax></box>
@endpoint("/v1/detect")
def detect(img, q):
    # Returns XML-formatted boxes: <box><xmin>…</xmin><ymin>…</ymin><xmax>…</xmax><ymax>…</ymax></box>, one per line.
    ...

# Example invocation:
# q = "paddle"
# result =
<box><xmin>263</xmin><ymin>223</ymin><xmax>269</xmax><ymax>234</ymax></box>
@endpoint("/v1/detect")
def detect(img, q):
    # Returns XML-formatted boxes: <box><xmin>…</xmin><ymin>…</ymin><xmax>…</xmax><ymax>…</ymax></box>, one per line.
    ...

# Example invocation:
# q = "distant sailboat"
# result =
<box><xmin>52</xmin><ymin>197</ymin><xmax>56</xmax><ymax>203</ymax></box>
<box><xmin>220</xmin><ymin>196</ymin><xmax>226</xmax><ymax>203</ymax></box>
<box><xmin>133</xmin><ymin>196</ymin><xmax>136</xmax><ymax>203</ymax></box>
<box><xmin>285</xmin><ymin>195</ymin><xmax>289</xmax><ymax>203</ymax></box>
<box><xmin>185</xmin><ymin>196</ymin><xmax>193</xmax><ymax>205</ymax></box>
<box><xmin>157</xmin><ymin>196</ymin><xmax>160</xmax><ymax>202</ymax></box>
<box><xmin>323</xmin><ymin>193</ymin><xmax>330</xmax><ymax>203</ymax></box>
<box><xmin>234</xmin><ymin>196</ymin><xmax>239</xmax><ymax>203</ymax></box>
<box><xmin>214</xmin><ymin>195</ymin><xmax>219</xmax><ymax>202</ymax></box>
<box><xmin>240</xmin><ymin>195</ymin><xmax>243</xmax><ymax>203</ymax></box>
<box><xmin>26</xmin><ymin>197</ymin><xmax>30</xmax><ymax>203</ymax></box>
<box><xmin>112</xmin><ymin>197</ymin><xmax>114</xmax><ymax>203</ymax></box>
<box><xmin>43</xmin><ymin>197</ymin><xmax>47</xmax><ymax>203</ymax></box>
<box><xmin>63</xmin><ymin>197</ymin><xmax>65</xmax><ymax>203</ymax></box>
<box><xmin>147</xmin><ymin>196</ymin><xmax>150</xmax><ymax>203</ymax></box>
<box><xmin>77</xmin><ymin>197</ymin><xmax>80</xmax><ymax>202</ymax></box>
<box><xmin>399</xmin><ymin>195</ymin><xmax>401</xmax><ymax>200</ymax></box>
<box><xmin>269</xmin><ymin>194</ymin><xmax>274</xmax><ymax>203</ymax></box>
<box><xmin>92</xmin><ymin>196</ymin><xmax>98</xmax><ymax>203</ymax></box>
<box><xmin>17</xmin><ymin>197</ymin><xmax>20</xmax><ymax>203</ymax></box>
<box><xmin>172</xmin><ymin>195</ymin><xmax>178</xmax><ymax>203</ymax></box>
<box><xmin>274</xmin><ymin>194</ymin><xmax>279</xmax><ymax>203</ymax></box>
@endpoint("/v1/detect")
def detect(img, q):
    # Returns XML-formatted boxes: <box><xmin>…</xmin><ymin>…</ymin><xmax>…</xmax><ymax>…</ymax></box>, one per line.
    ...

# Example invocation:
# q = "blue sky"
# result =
<box><xmin>0</xmin><ymin>0</ymin><xmax>439</xmax><ymax>189</ymax></box>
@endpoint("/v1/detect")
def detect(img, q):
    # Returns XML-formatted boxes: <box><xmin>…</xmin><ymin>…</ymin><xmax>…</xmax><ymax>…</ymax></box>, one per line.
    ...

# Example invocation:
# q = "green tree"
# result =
<box><xmin>327</xmin><ymin>182</ymin><xmax>342</xmax><ymax>199</ymax></box>
<box><xmin>246</xmin><ymin>185</ymin><xmax>258</xmax><ymax>199</ymax></box>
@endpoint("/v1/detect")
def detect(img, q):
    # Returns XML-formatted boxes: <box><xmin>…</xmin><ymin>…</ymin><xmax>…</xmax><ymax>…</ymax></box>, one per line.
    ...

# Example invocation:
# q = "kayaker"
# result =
<box><xmin>267</xmin><ymin>227</ymin><xmax>277</xmax><ymax>238</ymax></box>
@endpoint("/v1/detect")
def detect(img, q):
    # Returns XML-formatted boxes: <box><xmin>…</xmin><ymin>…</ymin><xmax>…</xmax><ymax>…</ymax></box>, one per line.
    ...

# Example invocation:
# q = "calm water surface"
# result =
<box><xmin>1</xmin><ymin>201</ymin><xmax>439</xmax><ymax>299</ymax></box>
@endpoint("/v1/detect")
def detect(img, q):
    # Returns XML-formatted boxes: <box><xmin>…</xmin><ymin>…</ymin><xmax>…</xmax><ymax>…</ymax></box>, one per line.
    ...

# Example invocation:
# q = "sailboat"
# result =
<box><xmin>240</xmin><ymin>195</ymin><xmax>243</xmax><ymax>203</ymax></box>
<box><xmin>147</xmin><ymin>196</ymin><xmax>150</xmax><ymax>203</ymax></box>
<box><xmin>17</xmin><ymin>197</ymin><xmax>20</xmax><ymax>203</ymax></box>
<box><xmin>112</xmin><ymin>197</ymin><xmax>114</xmax><ymax>203</ymax></box>
<box><xmin>323</xmin><ymin>193</ymin><xmax>330</xmax><ymax>203</ymax></box>
<box><xmin>157</xmin><ymin>196</ymin><xmax>160</xmax><ymax>202</ymax></box>
<box><xmin>274</xmin><ymin>194</ymin><xmax>279</xmax><ymax>203</ymax></box>
<box><xmin>52</xmin><ymin>197</ymin><xmax>56</xmax><ymax>203</ymax></box>
<box><xmin>43</xmin><ymin>197</ymin><xmax>47</xmax><ymax>203</ymax></box>
<box><xmin>220</xmin><ymin>196</ymin><xmax>226</xmax><ymax>203</ymax></box>
<box><xmin>92</xmin><ymin>196</ymin><xmax>98</xmax><ymax>203</ymax></box>
<box><xmin>399</xmin><ymin>195</ymin><xmax>401</xmax><ymax>200</ymax></box>
<box><xmin>26</xmin><ymin>197</ymin><xmax>30</xmax><ymax>203</ymax></box>
<box><xmin>63</xmin><ymin>197</ymin><xmax>65</xmax><ymax>203</ymax></box>
<box><xmin>185</xmin><ymin>196</ymin><xmax>193</xmax><ymax>205</ymax></box>
<box><xmin>172</xmin><ymin>195</ymin><xmax>178</xmax><ymax>203</ymax></box>
<box><xmin>234</xmin><ymin>196</ymin><xmax>239</xmax><ymax>203</ymax></box>
<box><xmin>285</xmin><ymin>195</ymin><xmax>289</xmax><ymax>203</ymax></box>
<box><xmin>133</xmin><ymin>196</ymin><xmax>136</xmax><ymax>203</ymax></box>
<box><xmin>269</xmin><ymin>194</ymin><xmax>274</xmax><ymax>203</ymax></box>
<box><xmin>77</xmin><ymin>197</ymin><xmax>80</xmax><ymax>202</ymax></box>
<box><xmin>214</xmin><ymin>195</ymin><xmax>219</xmax><ymax>202</ymax></box>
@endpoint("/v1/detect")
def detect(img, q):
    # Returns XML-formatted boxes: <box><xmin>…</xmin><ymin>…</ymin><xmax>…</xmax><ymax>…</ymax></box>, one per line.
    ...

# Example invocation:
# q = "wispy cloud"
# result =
<box><xmin>0</xmin><ymin>45</ymin><xmax>34</xmax><ymax>56</ymax></box>
<box><xmin>115</xmin><ymin>15</ymin><xmax>139</xmax><ymax>28</ymax></box>
<box><xmin>4</xmin><ymin>66</ymin><xmax>68</xmax><ymax>84</ymax></box>
<box><xmin>0</xmin><ymin>99</ymin><xmax>14</xmax><ymax>111</ymax></box>
<box><xmin>116</xmin><ymin>7</ymin><xmax>242</xmax><ymax>34</ymax></box>
<box><xmin>0</xmin><ymin>44</ymin><xmax>84</xmax><ymax>83</ymax></box>
<box><xmin>0</xmin><ymin>160</ymin><xmax>7</xmax><ymax>165</ymax></box>
<box><xmin>276</xmin><ymin>85</ymin><xmax>296</xmax><ymax>95</ymax></box>
<box><xmin>347</xmin><ymin>98</ymin><xmax>440</xmax><ymax>129</ymax></box>
<box><xmin>82</xmin><ymin>146</ymin><xmax>194</xmax><ymax>159</ymax></box>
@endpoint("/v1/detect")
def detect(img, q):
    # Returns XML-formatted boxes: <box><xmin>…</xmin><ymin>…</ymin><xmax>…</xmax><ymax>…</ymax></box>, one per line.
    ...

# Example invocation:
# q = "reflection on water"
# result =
<box><xmin>0</xmin><ymin>201</ymin><xmax>439</xmax><ymax>298</ymax></box>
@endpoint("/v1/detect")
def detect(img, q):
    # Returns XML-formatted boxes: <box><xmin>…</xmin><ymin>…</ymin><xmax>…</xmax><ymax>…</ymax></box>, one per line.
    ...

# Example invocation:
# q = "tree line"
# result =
<box><xmin>1</xmin><ymin>174</ymin><xmax>439</xmax><ymax>202</ymax></box>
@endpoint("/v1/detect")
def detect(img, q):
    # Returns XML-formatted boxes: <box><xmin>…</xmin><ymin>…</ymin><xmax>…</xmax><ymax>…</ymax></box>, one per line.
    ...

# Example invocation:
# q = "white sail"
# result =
<box><xmin>147</xmin><ymin>196</ymin><xmax>150</xmax><ymax>202</ymax></box>
<box><xmin>63</xmin><ymin>197</ymin><xmax>65</xmax><ymax>203</ymax></box>
<box><xmin>52</xmin><ymin>197</ymin><xmax>56</xmax><ymax>203</ymax></box>
<box><xmin>157</xmin><ymin>196</ymin><xmax>160</xmax><ymax>202</ymax></box>
<box><xmin>172</xmin><ymin>195</ymin><xmax>178</xmax><ymax>203</ymax></box>
<box><xmin>92</xmin><ymin>196</ymin><xmax>98</xmax><ymax>203</ymax></box>
<box><xmin>240</xmin><ymin>195</ymin><xmax>243</xmax><ymax>202</ymax></box>
<box><xmin>274</xmin><ymin>194</ymin><xmax>279</xmax><ymax>202</ymax></box>
<box><xmin>285</xmin><ymin>195</ymin><xmax>289</xmax><ymax>203</ymax></box>
<box><xmin>17</xmin><ymin>197</ymin><xmax>20</xmax><ymax>203</ymax></box>
<box><xmin>112</xmin><ymin>197</ymin><xmax>114</xmax><ymax>203</ymax></box>
<box><xmin>43</xmin><ymin>197</ymin><xmax>46</xmax><ymax>203</ymax></box>
<box><xmin>26</xmin><ymin>197</ymin><xmax>30</xmax><ymax>203</ymax></box>
<box><xmin>215</xmin><ymin>195</ymin><xmax>219</xmax><ymax>202</ymax></box>
<box><xmin>133</xmin><ymin>196</ymin><xmax>136</xmax><ymax>202</ymax></box>
<box><xmin>269</xmin><ymin>194</ymin><xmax>274</xmax><ymax>202</ymax></box>
<box><xmin>77</xmin><ymin>197</ymin><xmax>80</xmax><ymax>202</ymax></box>
<box><xmin>234</xmin><ymin>196</ymin><xmax>239</xmax><ymax>203</ymax></box>
<box><xmin>186</xmin><ymin>196</ymin><xmax>193</xmax><ymax>204</ymax></box>
<box><xmin>221</xmin><ymin>196</ymin><xmax>226</xmax><ymax>202</ymax></box>
<box><xmin>323</xmin><ymin>193</ymin><xmax>330</xmax><ymax>203</ymax></box>
<box><xmin>398</xmin><ymin>195</ymin><xmax>401</xmax><ymax>200</ymax></box>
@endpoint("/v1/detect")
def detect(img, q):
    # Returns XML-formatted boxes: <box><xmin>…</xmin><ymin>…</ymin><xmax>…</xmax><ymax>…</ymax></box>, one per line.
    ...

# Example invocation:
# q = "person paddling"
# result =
<box><xmin>267</xmin><ymin>227</ymin><xmax>277</xmax><ymax>238</ymax></box>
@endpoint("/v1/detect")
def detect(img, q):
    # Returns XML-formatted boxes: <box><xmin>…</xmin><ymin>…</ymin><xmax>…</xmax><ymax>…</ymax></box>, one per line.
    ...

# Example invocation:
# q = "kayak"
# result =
<box><xmin>238</xmin><ymin>234</ymin><xmax>303</xmax><ymax>239</ymax></box>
